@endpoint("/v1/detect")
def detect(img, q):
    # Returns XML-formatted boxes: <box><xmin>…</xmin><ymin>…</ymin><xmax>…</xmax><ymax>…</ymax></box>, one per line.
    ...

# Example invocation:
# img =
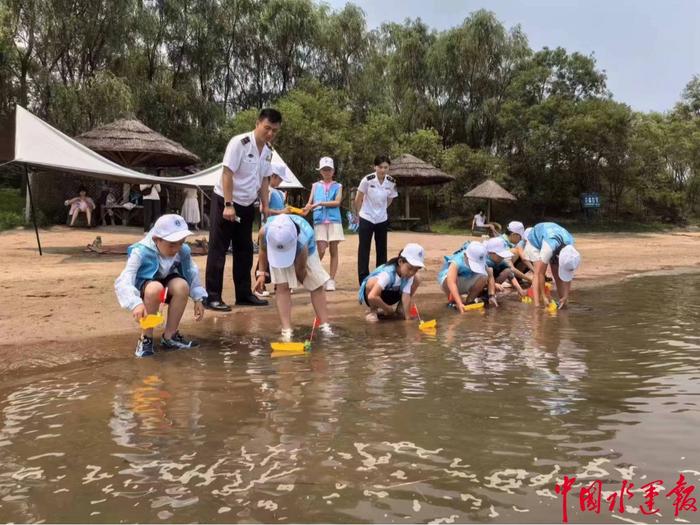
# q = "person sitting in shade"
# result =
<box><xmin>522</xmin><ymin>222</ymin><xmax>581</xmax><ymax>309</ymax></box>
<box><xmin>438</xmin><ymin>241</ymin><xmax>489</xmax><ymax>312</ymax></box>
<box><xmin>65</xmin><ymin>186</ymin><xmax>96</xmax><ymax>227</ymax></box>
<box><xmin>254</xmin><ymin>214</ymin><xmax>334</xmax><ymax>342</ymax></box>
<box><xmin>472</xmin><ymin>210</ymin><xmax>499</xmax><ymax>237</ymax></box>
<box><xmin>358</xmin><ymin>243</ymin><xmax>425</xmax><ymax>322</ymax></box>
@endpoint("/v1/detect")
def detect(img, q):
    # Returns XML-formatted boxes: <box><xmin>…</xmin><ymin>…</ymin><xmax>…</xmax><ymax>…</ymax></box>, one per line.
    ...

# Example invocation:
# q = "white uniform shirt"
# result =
<box><xmin>215</xmin><ymin>131</ymin><xmax>273</xmax><ymax>206</ymax></box>
<box><xmin>357</xmin><ymin>172</ymin><xmax>398</xmax><ymax>224</ymax></box>
<box><xmin>139</xmin><ymin>184</ymin><xmax>161</xmax><ymax>200</ymax></box>
<box><xmin>375</xmin><ymin>270</ymin><xmax>414</xmax><ymax>294</ymax></box>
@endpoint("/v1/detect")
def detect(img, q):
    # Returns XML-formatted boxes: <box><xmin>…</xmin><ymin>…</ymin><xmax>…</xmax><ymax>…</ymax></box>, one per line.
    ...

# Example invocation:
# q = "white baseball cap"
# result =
<box><xmin>506</xmin><ymin>221</ymin><xmax>525</xmax><ymax>239</ymax></box>
<box><xmin>271</xmin><ymin>163</ymin><xmax>291</xmax><ymax>183</ymax></box>
<box><xmin>401</xmin><ymin>243</ymin><xmax>425</xmax><ymax>268</ymax></box>
<box><xmin>317</xmin><ymin>157</ymin><xmax>334</xmax><ymax>170</ymax></box>
<box><xmin>483</xmin><ymin>237</ymin><xmax>513</xmax><ymax>259</ymax></box>
<box><xmin>151</xmin><ymin>214</ymin><xmax>192</xmax><ymax>242</ymax></box>
<box><xmin>558</xmin><ymin>245</ymin><xmax>581</xmax><ymax>282</ymax></box>
<box><xmin>266</xmin><ymin>215</ymin><xmax>298</xmax><ymax>268</ymax></box>
<box><xmin>465</xmin><ymin>242</ymin><xmax>487</xmax><ymax>275</ymax></box>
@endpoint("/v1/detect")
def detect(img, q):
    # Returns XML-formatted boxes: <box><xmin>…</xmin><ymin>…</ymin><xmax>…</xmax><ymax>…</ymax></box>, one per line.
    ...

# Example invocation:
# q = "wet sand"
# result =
<box><xmin>1</xmin><ymin>225</ymin><xmax>699</xmax><ymax>374</ymax></box>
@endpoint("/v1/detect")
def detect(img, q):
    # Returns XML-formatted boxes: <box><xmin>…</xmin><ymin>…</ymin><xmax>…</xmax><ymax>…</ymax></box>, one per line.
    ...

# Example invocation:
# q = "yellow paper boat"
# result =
<box><xmin>521</xmin><ymin>296</ymin><xmax>533</xmax><ymax>304</ymax></box>
<box><xmin>139</xmin><ymin>312</ymin><xmax>165</xmax><ymax>330</ymax></box>
<box><xmin>271</xmin><ymin>350</ymin><xmax>306</xmax><ymax>358</ymax></box>
<box><xmin>270</xmin><ymin>342</ymin><xmax>307</xmax><ymax>352</ymax></box>
<box><xmin>286</xmin><ymin>206</ymin><xmax>305</xmax><ymax>215</ymax></box>
<box><xmin>463</xmin><ymin>302</ymin><xmax>485</xmax><ymax>311</ymax></box>
<box><xmin>546</xmin><ymin>301</ymin><xmax>558</xmax><ymax>312</ymax></box>
<box><xmin>419</xmin><ymin>319</ymin><xmax>437</xmax><ymax>331</ymax></box>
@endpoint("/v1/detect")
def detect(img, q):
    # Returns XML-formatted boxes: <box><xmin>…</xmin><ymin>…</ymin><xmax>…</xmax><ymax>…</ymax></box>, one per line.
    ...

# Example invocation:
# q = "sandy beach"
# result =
<box><xmin>1</xmin><ymin>225</ymin><xmax>699</xmax><ymax>375</ymax></box>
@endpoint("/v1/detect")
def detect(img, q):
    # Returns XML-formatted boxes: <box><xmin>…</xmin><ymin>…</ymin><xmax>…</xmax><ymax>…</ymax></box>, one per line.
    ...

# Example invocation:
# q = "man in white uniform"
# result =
<box><xmin>204</xmin><ymin>108</ymin><xmax>282</xmax><ymax>311</ymax></box>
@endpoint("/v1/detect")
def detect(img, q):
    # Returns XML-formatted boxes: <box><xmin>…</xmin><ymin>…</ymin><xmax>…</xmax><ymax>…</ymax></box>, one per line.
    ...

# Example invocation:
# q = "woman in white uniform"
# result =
<box><xmin>353</xmin><ymin>154</ymin><xmax>398</xmax><ymax>285</ymax></box>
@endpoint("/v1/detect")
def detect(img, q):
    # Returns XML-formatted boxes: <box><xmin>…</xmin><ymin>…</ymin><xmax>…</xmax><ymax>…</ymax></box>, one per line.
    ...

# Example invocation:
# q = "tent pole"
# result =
<box><xmin>24</xmin><ymin>164</ymin><xmax>42</xmax><ymax>256</ymax></box>
<box><xmin>487</xmin><ymin>199</ymin><xmax>491</xmax><ymax>223</ymax></box>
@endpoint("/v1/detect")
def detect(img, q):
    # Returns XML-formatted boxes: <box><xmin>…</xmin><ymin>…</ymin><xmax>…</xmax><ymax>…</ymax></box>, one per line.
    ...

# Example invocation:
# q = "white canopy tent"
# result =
<box><xmin>0</xmin><ymin>106</ymin><xmax>303</xmax><ymax>254</ymax></box>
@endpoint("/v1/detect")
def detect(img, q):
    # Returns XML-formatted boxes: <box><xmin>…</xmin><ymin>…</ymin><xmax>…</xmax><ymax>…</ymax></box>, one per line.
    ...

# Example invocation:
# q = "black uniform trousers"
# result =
<box><xmin>143</xmin><ymin>199</ymin><xmax>161</xmax><ymax>232</ymax></box>
<box><xmin>205</xmin><ymin>194</ymin><xmax>256</xmax><ymax>302</ymax></box>
<box><xmin>357</xmin><ymin>217</ymin><xmax>389</xmax><ymax>285</ymax></box>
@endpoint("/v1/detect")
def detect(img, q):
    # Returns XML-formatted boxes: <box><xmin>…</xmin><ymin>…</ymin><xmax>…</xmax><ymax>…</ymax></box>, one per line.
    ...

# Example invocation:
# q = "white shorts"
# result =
<box><xmin>270</xmin><ymin>250</ymin><xmax>330</xmax><ymax>291</ymax></box>
<box><xmin>523</xmin><ymin>241</ymin><xmax>542</xmax><ymax>262</ymax></box>
<box><xmin>441</xmin><ymin>274</ymin><xmax>485</xmax><ymax>295</ymax></box>
<box><xmin>314</xmin><ymin>223</ymin><xmax>345</xmax><ymax>243</ymax></box>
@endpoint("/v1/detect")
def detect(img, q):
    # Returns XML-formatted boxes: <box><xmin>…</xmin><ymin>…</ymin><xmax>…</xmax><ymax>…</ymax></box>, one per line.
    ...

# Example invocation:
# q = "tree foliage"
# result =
<box><xmin>1</xmin><ymin>1</ymin><xmax>698</xmax><ymax>222</ymax></box>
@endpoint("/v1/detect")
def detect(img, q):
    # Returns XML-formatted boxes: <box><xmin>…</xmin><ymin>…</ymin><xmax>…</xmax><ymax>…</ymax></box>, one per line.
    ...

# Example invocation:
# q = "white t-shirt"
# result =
<box><xmin>376</xmin><ymin>269</ymin><xmax>414</xmax><ymax>294</ymax></box>
<box><xmin>357</xmin><ymin>173</ymin><xmax>398</xmax><ymax>224</ymax></box>
<box><xmin>474</xmin><ymin>213</ymin><xmax>485</xmax><ymax>227</ymax></box>
<box><xmin>140</xmin><ymin>184</ymin><xmax>161</xmax><ymax>200</ymax></box>
<box><xmin>215</xmin><ymin>131</ymin><xmax>273</xmax><ymax>206</ymax></box>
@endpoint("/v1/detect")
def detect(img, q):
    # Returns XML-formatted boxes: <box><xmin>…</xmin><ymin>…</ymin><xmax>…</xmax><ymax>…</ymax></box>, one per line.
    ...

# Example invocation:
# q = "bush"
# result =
<box><xmin>0</xmin><ymin>211</ymin><xmax>24</xmax><ymax>231</ymax></box>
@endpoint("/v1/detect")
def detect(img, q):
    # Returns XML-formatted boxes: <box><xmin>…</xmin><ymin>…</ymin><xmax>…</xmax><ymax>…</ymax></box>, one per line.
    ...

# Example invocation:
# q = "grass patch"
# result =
<box><xmin>0</xmin><ymin>188</ymin><xmax>24</xmax><ymax>231</ymax></box>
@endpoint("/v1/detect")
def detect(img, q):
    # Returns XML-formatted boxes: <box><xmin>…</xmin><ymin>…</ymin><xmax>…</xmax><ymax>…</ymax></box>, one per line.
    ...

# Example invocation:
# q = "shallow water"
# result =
<box><xmin>1</xmin><ymin>274</ymin><xmax>699</xmax><ymax>523</ymax></box>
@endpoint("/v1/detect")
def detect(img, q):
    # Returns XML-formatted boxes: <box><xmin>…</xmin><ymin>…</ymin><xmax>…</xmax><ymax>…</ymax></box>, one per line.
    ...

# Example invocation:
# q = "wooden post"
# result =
<box><xmin>404</xmin><ymin>188</ymin><xmax>410</xmax><ymax>218</ymax></box>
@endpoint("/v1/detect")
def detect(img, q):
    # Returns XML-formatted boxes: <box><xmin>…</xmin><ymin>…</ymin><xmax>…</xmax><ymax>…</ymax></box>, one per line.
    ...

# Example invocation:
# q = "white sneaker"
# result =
<box><xmin>318</xmin><ymin>323</ymin><xmax>334</xmax><ymax>336</ymax></box>
<box><xmin>256</xmin><ymin>290</ymin><xmax>271</xmax><ymax>297</ymax></box>
<box><xmin>280</xmin><ymin>328</ymin><xmax>293</xmax><ymax>342</ymax></box>
<box><xmin>325</xmin><ymin>279</ymin><xmax>336</xmax><ymax>291</ymax></box>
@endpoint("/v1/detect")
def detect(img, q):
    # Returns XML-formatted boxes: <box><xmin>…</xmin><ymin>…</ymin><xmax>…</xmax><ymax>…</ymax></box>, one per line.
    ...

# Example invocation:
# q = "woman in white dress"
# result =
<box><xmin>181</xmin><ymin>188</ymin><xmax>201</xmax><ymax>229</ymax></box>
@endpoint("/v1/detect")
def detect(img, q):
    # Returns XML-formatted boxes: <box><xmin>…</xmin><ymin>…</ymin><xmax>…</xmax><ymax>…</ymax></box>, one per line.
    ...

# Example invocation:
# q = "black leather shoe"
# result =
<box><xmin>235</xmin><ymin>295</ymin><xmax>269</xmax><ymax>306</ymax></box>
<box><xmin>203</xmin><ymin>299</ymin><xmax>232</xmax><ymax>312</ymax></box>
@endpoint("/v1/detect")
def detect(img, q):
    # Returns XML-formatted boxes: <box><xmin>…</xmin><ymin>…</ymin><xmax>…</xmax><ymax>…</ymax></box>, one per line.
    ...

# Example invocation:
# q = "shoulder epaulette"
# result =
<box><xmin>367</xmin><ymin>174</ymin><xmax>376</xmax><ymax>181</ymax></box>
<box><xmin>241</xmin><ymin>136</ymin><xmax>251</xmax><ymax>145</ymax></box>
<box><xmin>386</xmin><ymin>175</ymin><xmax>395</xmax><ymax>183</ymax></box>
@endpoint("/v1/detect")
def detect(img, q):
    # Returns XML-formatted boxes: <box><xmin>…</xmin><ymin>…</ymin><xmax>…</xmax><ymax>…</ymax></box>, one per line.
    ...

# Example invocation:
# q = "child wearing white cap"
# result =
<box><xmin>303</xmin><ymin>157</ymin><xmax>344</xmax><ymax>291</ymax></box>
<box><xmin>483</xmin><ymin>237</ymin><xmax>527</xmax><ymax>304</ymax></box>
<box><xmin>437</xmin><ymin>242</ymin><xmax>489</xmax><ymax>312</ymax></box>
<box><xmin>254</xmin><ymin>213</ymin><xmax>333</xmax><ymax>341</ymax></box>
<box><xmin>358</xmin><ymin>243</ymin><xmax>425</xmax><ymax>322</ymax></box>
<box><xmin>115</xmin><ymin>214</ymin><xmax>207</xmax><ymax>357</ymax></box>
<box><xmin>266</xmin><ymin>163</ymin><xmax>292</xmax><ymax>216</ymax></box>
<box><xmin>522</xmin><ymin>222</ymin><xmax>581</xmax><ymax>308</ymax></box>
<box><xmin>501</xmin><ymin>220</ymin><xmax>535</xmax><ymax>276</ymax></box>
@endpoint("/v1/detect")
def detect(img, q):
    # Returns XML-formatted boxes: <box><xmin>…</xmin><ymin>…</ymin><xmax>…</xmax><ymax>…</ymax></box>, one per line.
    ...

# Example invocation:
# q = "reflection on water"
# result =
<box><xmin>1</xmin><ymin>274</ymin><xmax>699</xmax><ymax>523</ymax></box>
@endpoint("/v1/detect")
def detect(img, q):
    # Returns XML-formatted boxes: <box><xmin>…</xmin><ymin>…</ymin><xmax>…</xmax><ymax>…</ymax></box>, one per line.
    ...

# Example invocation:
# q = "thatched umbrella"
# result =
<box><xmin>389</xmin><ymin>154</ymin><xmax>455</xmax><ymax>219</ymax></box>
<box><xmin>464</xmin><ymin>179</ymin><xmax>516</xmax><ymax>222</ymax></box>
<box><xmin>76</xmin><ymin>119</ymin><xmax>200</xmax><ymax>168</ymax></box>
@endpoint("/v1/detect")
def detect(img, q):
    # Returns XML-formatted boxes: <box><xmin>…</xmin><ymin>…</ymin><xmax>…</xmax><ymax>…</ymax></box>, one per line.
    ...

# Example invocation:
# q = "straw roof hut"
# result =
<box><xmin>76</xmin><ymin>119</ymin><xmax>200</xmax><ymax>168</ymax></box>
<box><xmin>388</xmin><ymin>154</ymin><xmax>455</xmax><ymax>220</ymax></box>
<box><xmin>464</xmin><ymin>179</ymin><xmax>516</xmax><ymax>221</ymax></box>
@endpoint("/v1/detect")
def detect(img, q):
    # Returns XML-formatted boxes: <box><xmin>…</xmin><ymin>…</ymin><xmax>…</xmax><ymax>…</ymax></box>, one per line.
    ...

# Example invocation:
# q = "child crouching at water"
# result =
<box><xmin>254</xmin><ymin>214</ymin><xmax>333</xmax><ymax>341</ymax></box>
<box><xmin>358</xmin><ymin>243</ymin><xmax>425</xmax><ymax>322</ymax></box>
<box><xmin>438</xmin><ymin>241</ymin><xmax>489</xmax><ymax>312</ymax></box>
<box><xmin>115</xmin><ymin>214</ymin><xmax>206</xmax><ymax>358</ymax></box>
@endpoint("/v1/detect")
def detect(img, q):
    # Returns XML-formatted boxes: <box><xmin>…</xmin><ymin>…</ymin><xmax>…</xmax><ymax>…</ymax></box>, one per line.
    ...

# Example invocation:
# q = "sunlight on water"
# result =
<box><xmin>0</xmin><ymin>274</ymin><xmax>699</xmax><ymax>523</ymax></box>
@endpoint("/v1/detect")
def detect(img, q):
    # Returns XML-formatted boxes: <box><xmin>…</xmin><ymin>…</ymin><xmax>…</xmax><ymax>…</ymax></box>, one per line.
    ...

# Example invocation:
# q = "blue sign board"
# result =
<box><xmin>581</xmin><ymin>193</ymin><xmax>601</xmax><ymax>209</ymax></box>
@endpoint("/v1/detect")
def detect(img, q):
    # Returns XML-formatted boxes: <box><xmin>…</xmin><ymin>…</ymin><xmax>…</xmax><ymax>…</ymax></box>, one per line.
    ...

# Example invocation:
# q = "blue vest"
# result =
<box><xmin>269</xmin><ymin>188</ymin><xmax>286</xmax><ymax>211</ymax></box>
<box><xmin>312</xmin><ymin>182</ymin><xmax>342</xmax><ymax>224</ymax></box>
<box><xmin>266</xmin><ymin>214</ymin><xmax>317</xmax><ymax>256</ymax></box>
<box><xmin>528</xmin><ymin>222</ymin><xmax>574</xmax><ymax>251</ymax></box>
<box><xmin>127</xmin><ymin>241</ymin><xmax>196</xmax><ymax>292</ymax></box>
<box><xmin>437</xmin><ymin>243</ymin><xmax>478</xmax><ymax>285</ymax></box>
<box><xmin>358</xmin><ymin>262</ymin><xmax>412</xmax><ymax>305</ymax></box>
